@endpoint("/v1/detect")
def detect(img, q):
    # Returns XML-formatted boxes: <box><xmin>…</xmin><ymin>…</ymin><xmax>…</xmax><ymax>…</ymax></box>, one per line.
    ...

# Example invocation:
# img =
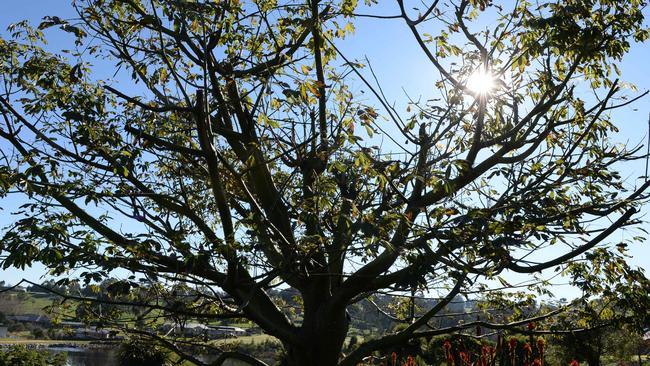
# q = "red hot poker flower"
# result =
<box><xmin>460</xmin><ymin>351</ymin><xmax>470</xmax><ymax>365</ymax></box>
<box><xmin>537</xmin><ymin>338</ymin><xmax>545</xmax><ymax>353</ymax></box>
<box><xmin>444</xmin><ymin>340</ymin><xmax>452</xmax><ymax>350</ymax></box>
<box><xmin>523</xmin><ymin>343</ymin><xmax>532</xmax><ymax>355</ymax></box>
<box><xmin>444</xmin><ymin>340</ymin><xmax>453</xmax><ymax>361</ymax></box>
<box><xmin>509</xmin><ymin>338</ymin><xmax>518</xmax><ymax>351</ymax></box>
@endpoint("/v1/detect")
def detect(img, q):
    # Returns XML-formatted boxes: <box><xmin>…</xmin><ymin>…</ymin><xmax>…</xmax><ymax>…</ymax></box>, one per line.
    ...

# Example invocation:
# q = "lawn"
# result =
<box><xmin>212</xmin><ymin>333</ymin><xmax>279</xmax><ymax>346</ymax></box>
<box><xmin>0</xmin><ymin>291</ymin><xmax>77</xmax><ymax>317</ymax></box>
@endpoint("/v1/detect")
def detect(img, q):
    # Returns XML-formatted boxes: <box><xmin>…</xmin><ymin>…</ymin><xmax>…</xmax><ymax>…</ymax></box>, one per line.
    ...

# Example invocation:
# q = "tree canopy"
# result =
<box><xmin>1</xmin><ymin>0</ymin><xmax>649</xmax><ymax>365</ymax></box>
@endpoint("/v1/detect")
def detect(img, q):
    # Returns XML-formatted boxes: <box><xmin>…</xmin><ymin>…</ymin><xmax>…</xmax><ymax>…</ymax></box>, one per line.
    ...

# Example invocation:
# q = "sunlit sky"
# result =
<box><xmin>1</xmin><ymin>1</ymin><xmax>649</xmax><ymax>301</ymax></box>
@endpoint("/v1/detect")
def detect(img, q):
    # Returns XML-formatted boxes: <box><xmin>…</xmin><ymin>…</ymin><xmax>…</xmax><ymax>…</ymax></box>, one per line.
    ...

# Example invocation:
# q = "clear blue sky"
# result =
<box><xmin>1</xmin><ymin>1</ymin><xmax>649</xmax><ymax>300</ymax></box>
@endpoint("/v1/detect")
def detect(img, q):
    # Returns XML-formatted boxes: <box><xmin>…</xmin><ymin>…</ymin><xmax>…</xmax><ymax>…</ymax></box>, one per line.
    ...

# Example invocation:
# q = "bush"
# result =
<box><xmin>117</xmin><ymin>338</ymin><xmax>171</xmax><ymax>366</ymax></box>
<box><xmin>31</xmin><ymin>327</ymin><xmax>47</xmax><ymax>339</ymax></box>
<box><xmin>428</xmin><ymin>334</ymin><xmax>486</xmax><ymax>365</ymax></box>
<box><xmin>8</xmin><ymin>322</ymin><xmax>25</xmax><ymax>332</ymax></box>
<box><xmin>0</xmin><ymin>346</ymin><xmax>66</xmax><ymax>366</ymax></box>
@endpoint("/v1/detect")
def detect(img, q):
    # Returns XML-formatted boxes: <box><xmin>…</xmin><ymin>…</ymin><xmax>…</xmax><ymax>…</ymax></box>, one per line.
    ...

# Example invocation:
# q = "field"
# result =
<box><xmin>213</xmin><ymin>333</ymin><xmax>278</xmax><ymax>346</ymax></box>
<box><xmin>0</xmin><ymin>292</ymin><xmax>55</xmax><ymax>315</ymax></box>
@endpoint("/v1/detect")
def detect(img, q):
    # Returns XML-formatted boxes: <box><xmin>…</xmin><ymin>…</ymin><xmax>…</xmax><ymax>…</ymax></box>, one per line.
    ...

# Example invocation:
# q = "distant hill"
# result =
<box><xmin>270</xmin><ymin>288</ymin><xmax>476</xmax><ymax>334</ymax></box>
<box><xmin>0</xmin><ymin>290</ymin><xmax>57</xmax><ymax>316</ymax></box>
<box><xmin>1</xmin><ymin>285</ymin><xmax>481</xmax><ymax>336</ymax></box>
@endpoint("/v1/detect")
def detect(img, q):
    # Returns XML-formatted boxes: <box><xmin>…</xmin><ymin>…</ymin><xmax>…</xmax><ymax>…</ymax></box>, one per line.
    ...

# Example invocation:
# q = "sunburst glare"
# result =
<box><xmin>466</xmin><ymin>68</ymin><xmax>496</xmax><ymax>95</ymax></box>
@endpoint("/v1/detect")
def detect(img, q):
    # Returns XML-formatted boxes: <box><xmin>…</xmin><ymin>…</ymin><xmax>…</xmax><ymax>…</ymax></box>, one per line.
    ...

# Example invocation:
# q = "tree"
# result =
<box><xmin>1</xmin><ymin>0</ymin><xmax>650</xmax><ymax>365</ymax></box>
<box><xmin>548</xmin><ymin>301</ymin><xmax>649</xmax><ymax>366</ymax></box>
<box><xmin>117</xmin><ymin>337</ymin><xmax>171</xmax><ymax>366</ymax></box>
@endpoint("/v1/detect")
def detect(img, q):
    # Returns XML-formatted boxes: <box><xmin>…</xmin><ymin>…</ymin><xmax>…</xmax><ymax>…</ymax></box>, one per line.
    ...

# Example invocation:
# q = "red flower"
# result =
<box><xmin>523</xmin><ymin>342</ymin><xmax>532</xmax><ymax>355</ymax></box>
<box><xmin>459</xmin><ymin>351</ymin><xmax>472</xmax><ymax>366</ymax></box>
<box><xmin>406</xmin><ymin>355</ymin><xmax>415</xmax><ymax>366</ymax></box>
<box><xmin>444</xmin><ymin>340</ymin><xmax>453</xmax><ymax>361</ymax></box>
<box><xmin>533</xmin><ymin>358</ymin><xmax>542</xmax><ymax>366</ymax></box>
<box><xmin>569</xmin><ymin>360</ymin><xmax>580</xmax><ymax>366</ymax></box>
<box><xmin>444</xmin><ymin>340</ymin><xmax>452</xmax><ymax>350</ymax></box>
<box><xmin>391</xmin><ymin>351</ymin><xmax>397</xmax><ymax>366</ymax></box>
<box><xmin>537</xmin><ymin>338</ymin><xmax>545</xmax><ymax>353</ymax></box>
<box><xmin>509</xmin><ymin>337</ymin><xmax>518</xmax><ymax>351</ymax></box>
<box><xmin>527</xmin><ymin>322</ymin><xmax>536</xmax><ymax>331</ymax></box>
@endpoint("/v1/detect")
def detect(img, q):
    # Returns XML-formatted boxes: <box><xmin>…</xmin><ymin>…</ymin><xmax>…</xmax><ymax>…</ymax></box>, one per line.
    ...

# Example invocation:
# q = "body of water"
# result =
<box><xmin>47</xmin><ymin>346</ymin><xmax>118</xmax><ymax>366</ymax></box>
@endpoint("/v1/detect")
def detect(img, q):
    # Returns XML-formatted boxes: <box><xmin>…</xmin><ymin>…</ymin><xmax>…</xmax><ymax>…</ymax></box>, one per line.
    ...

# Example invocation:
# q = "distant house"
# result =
<box><xmin>72</xmin><ymin>326</ymin><xmax>111</xmax><ymax>340</ymax></box>
<box><xmin>159</xmin><ymin>322</ymin><xmax>208</xmax><ymax>337</ymax></box>
<box><xmin>210</xmin><ymin>326</ymin><xmax>247</xmax><ymax>338</ymax></box>
<box><xmin>160</xmin><ymin>323</ymin><xmax>247</xmax><ymax>339</ymax></box>
<box><xmin>183</xmin><ymin>323</ymin><xmax>211</xmax><ymax>337</ymax></box>
<box><xmin>59</xmin><ymin>321</ymin><xmax>85</xmax><ymax>329</ymax></box>
<box><xmin>6</xmin><ymin>314</ymin><xmax>50</xmax><ymax>325</ymax></box>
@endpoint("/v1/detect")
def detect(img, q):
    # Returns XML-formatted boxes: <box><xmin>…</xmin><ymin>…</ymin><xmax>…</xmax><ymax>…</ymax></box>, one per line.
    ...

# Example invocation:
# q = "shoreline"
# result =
<box><xmin>0</xmin><ymin>339</ymin><xmax>118</xmax><ymax>349</ymax></box>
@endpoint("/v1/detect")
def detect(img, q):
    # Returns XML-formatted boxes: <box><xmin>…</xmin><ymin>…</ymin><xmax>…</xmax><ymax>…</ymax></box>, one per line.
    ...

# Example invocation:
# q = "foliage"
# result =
<box><xmin>30</xmin><ymin>327</ymin><xmax>47</xmax><ymax>339</ymax></box>
<box><xmin>546</xmin><ymin>301</ymin><xmax>650</xmax><ymax>366</ymax></box>
<box><xmin>1</xmin><ymin>0</ymin><xmax>649</xmax><ymax>365</ymax></box>
<box><xmin>0</xmin><ymin>346</ymin><xmax>66</xmax><ymax>366</ymax></box>
<box><xmin>117</xmin><ymin>337</ymin><xmax>171</xmax><ymax>366</ymax></box>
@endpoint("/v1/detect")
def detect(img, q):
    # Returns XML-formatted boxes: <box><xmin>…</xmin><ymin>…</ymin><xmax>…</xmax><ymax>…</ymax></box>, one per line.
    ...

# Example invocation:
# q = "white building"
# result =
<box><xmin>160</xmin><ymin>323</ymin><xmax>247</xmax><ymax>339</ymax></box>
<box><xmin>72</xmin><ymin>326</ymin><xmax>111</xmax><ymax>339</ymax></box>
<box><xmin>210</xmin><ymin>326</ymin><xmax>247</xmax><ymax>338</ymax></box>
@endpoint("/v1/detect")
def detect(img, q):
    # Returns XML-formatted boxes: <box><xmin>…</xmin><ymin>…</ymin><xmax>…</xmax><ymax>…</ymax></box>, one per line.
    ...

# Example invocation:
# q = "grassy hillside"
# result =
<box><xmin>0</xmin><ymin>292</ymin><xmax>58</xmax><ymax>315</ymax></box>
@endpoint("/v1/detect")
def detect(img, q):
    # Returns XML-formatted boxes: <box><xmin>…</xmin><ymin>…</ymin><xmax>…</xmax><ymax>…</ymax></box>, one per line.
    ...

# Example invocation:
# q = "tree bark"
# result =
<box><xmin>586</xmin><ymin>350</ymin><xmax>601</xmax><ymax>366</ymax></box>
<box><xmin>284</xmin><ymin>296</ymin><xmax>349</xmax><ymax>366</ymax></box>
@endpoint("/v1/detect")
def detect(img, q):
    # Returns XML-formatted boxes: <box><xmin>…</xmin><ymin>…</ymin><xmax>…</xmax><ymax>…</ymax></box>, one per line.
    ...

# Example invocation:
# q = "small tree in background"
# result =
<box><xmin>117</xmin><ymin>337</ymin><xmax>171</xmax><ymax>366</ymax></box>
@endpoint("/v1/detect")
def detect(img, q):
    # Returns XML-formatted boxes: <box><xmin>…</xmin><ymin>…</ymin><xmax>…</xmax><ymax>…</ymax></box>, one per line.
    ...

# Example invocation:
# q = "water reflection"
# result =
<box><xmin>48</xmin><ymin>347</ymin><xmax>118</xmax><ymax>366</ymax></box>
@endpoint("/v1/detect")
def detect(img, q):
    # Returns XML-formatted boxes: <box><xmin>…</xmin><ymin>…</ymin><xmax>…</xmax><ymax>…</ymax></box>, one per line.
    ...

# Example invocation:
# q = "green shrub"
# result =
<box><xmin>31</xmin><ymin>327</ymin><xmax>47</xmax><ymax>339</ymax></box>
<box><xmin>0</xmin><ymin>346</ymin><xmax>66</xmax><ymax>366</ymax></box>
<box><xmin>117</xmin><ymin>338</ymin><xmax>171</xmax><ymax>366</ymax></box>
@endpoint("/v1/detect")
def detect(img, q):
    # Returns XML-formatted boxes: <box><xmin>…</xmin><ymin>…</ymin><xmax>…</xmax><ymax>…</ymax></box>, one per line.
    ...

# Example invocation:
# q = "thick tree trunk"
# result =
<box><xmin>285</xmin><ymin>339</ymin><xmax>342</xmax><ymax>366</ymax></box>
<box><xmin>586</xmin><ymin>353</ymin><xmax>600</xmax><ymax>366</ymax></box>
<box><xmin>284</xmin><ymin>325</ymin><xmax>348</xmax><ymax>366</ymax></box>
<box><xmin>284</xmin><ymin>293</ymin><xmax>349</xmax><ymax>366</ymax></box>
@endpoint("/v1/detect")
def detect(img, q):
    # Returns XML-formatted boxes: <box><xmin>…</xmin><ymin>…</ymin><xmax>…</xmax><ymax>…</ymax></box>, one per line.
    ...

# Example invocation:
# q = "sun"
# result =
<box><xmin>466</xmin><ymin>69</ymin><xmax>496</xmax><ymax>95</ymax></box>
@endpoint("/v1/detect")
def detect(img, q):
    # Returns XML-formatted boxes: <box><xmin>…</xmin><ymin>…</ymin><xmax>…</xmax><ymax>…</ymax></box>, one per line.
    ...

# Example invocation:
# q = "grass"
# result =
<box><xmin>212</xmin><ymin>334</ymin><xmax>278</xmax><ymax>346</ymax></box>
<box><xmin>0</xmin><ymin>293</ymin><xmax>54</xmax><ymax>315</ymax></box>
<box><xmin>0</xmin><ymin>291</ymin><xmax>77</xmax><ymax>318</ymax></box>
<box><xmin>19</xmin><ymin>296</ymin><xmax>55</xmax><ymax>315</ymax></box>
